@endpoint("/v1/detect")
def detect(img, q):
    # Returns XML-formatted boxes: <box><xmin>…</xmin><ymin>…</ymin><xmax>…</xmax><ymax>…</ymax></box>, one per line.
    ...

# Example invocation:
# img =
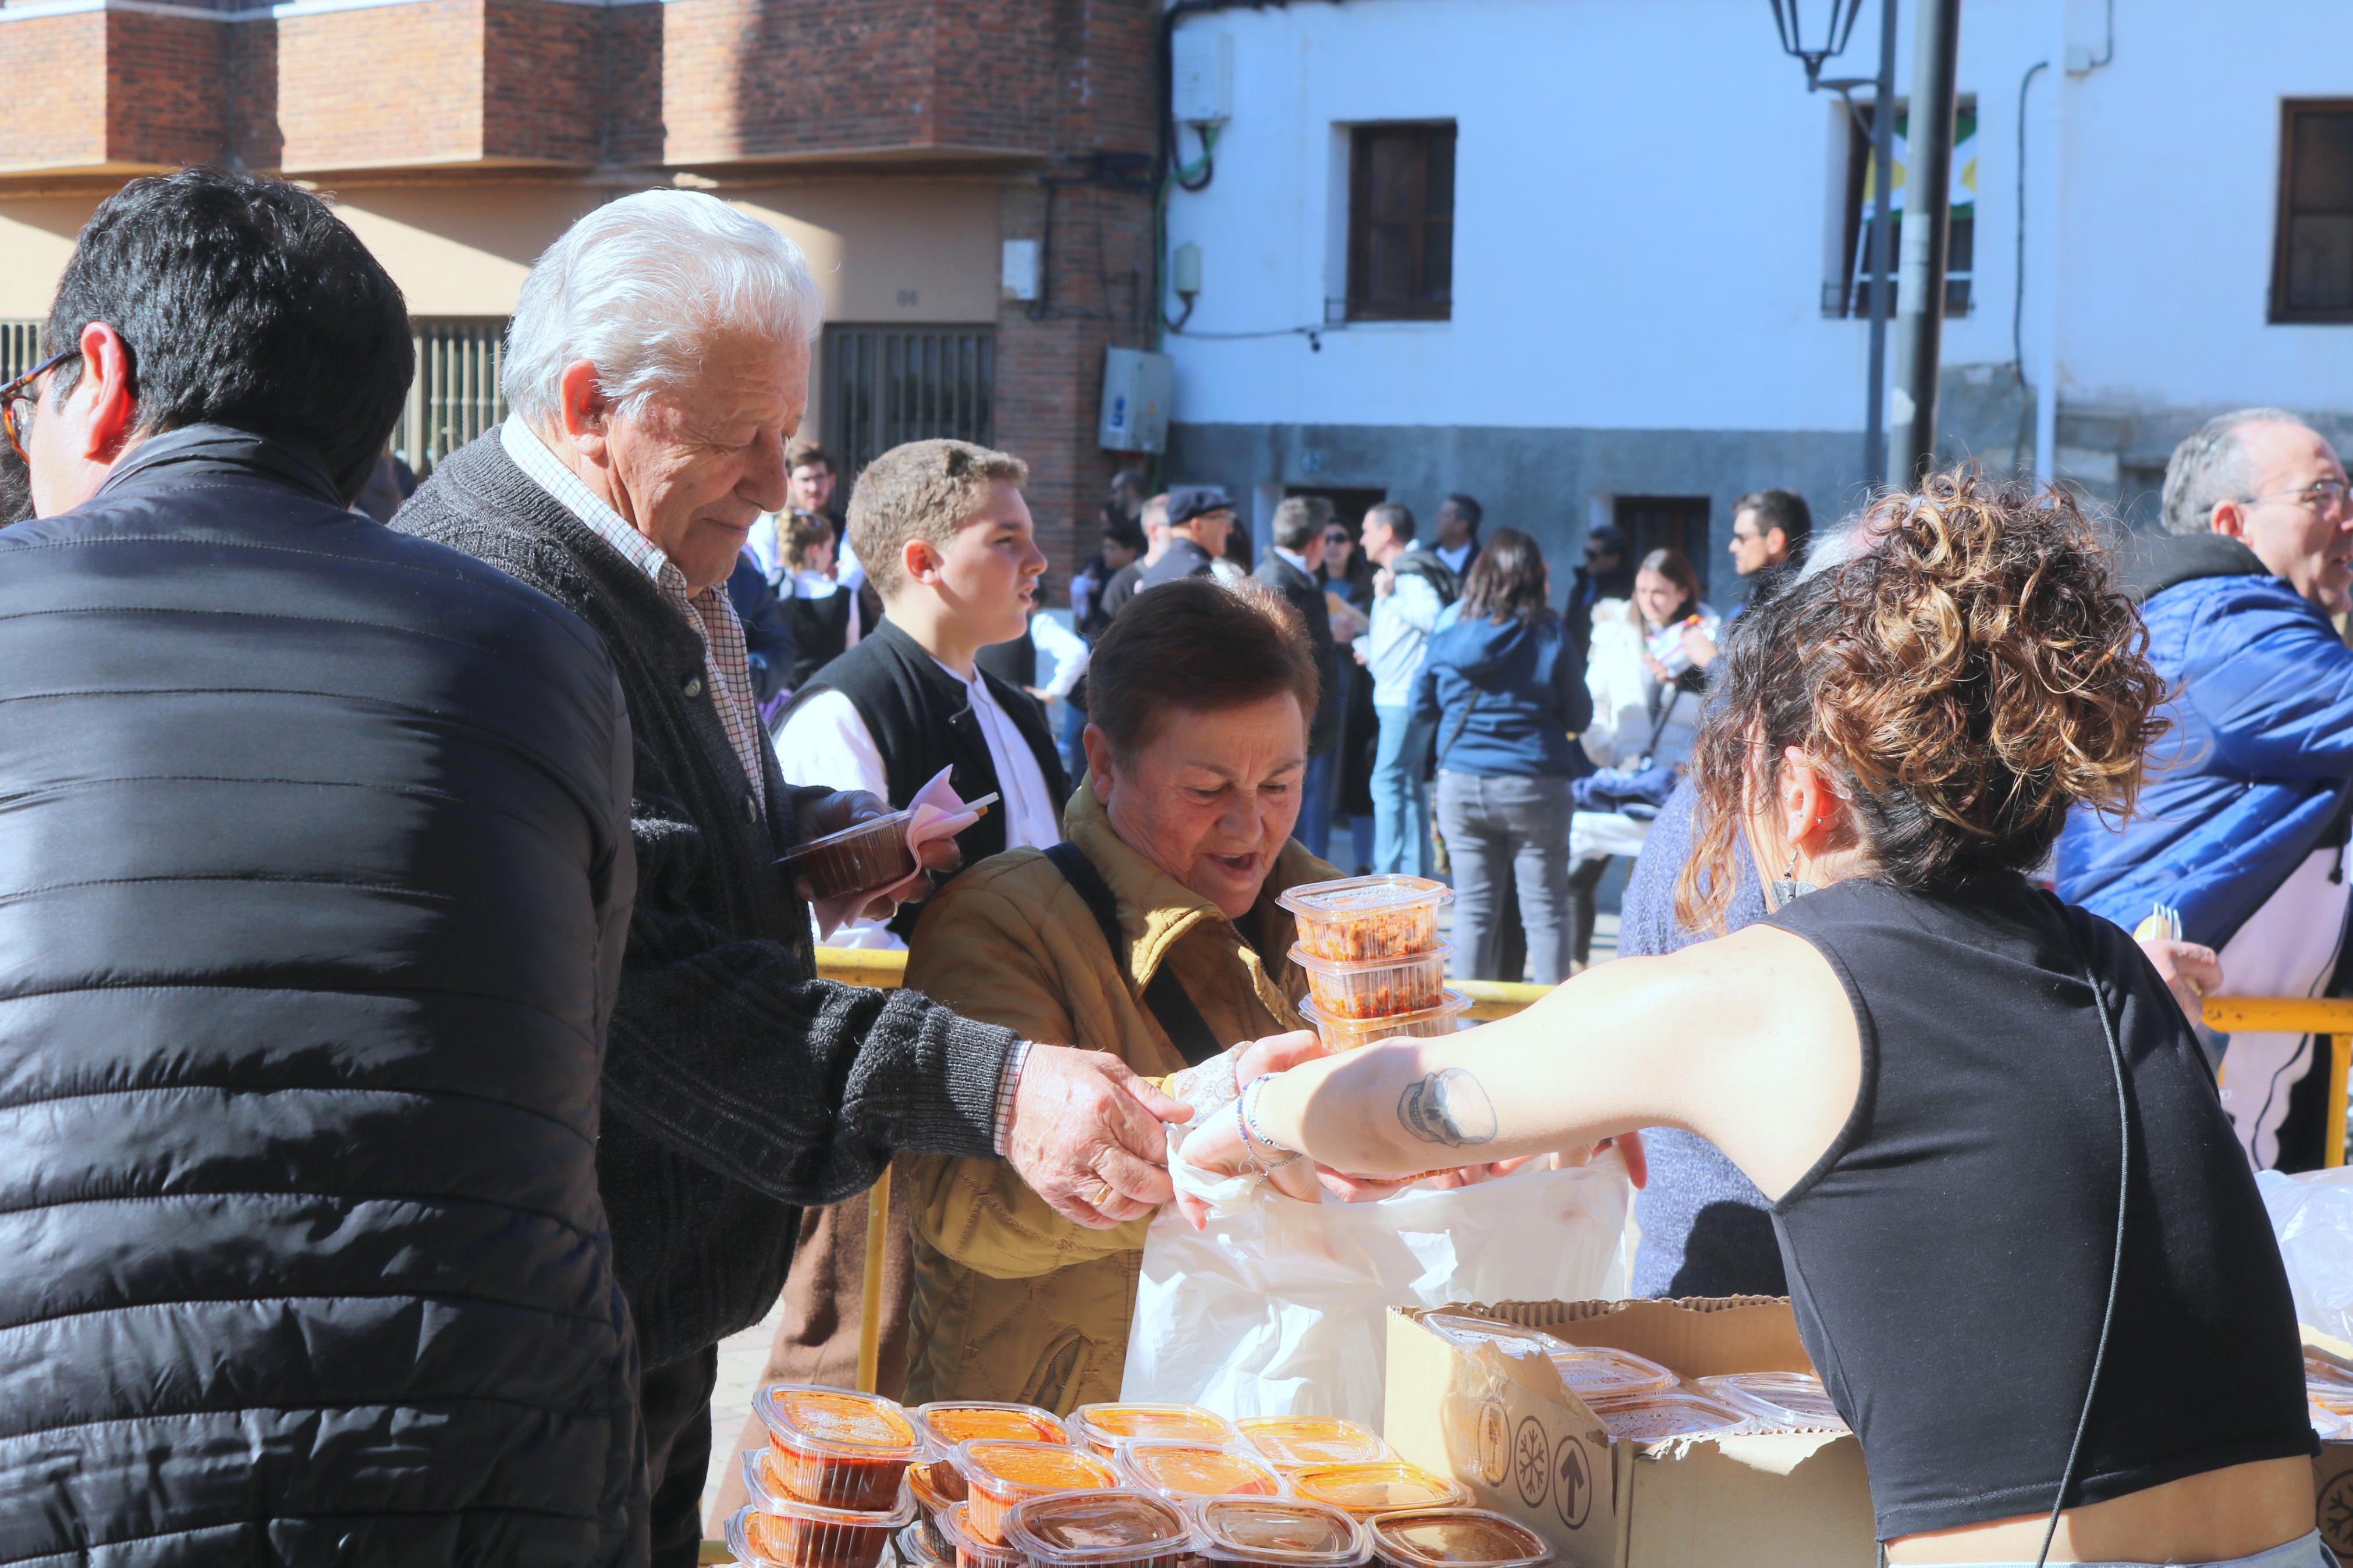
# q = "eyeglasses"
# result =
<box><xmin>2242</xmin><ymin>478</ymin><xmax>2351</xmax><ymax>513</ymax></box>
<box><xmin>1323</xmin><ymin>531</ymin><xmax>1350</xmax><ymax>546</ymax></box>
<box><xmin>1</xmin><ymin>349</ymin><xmax>74</xmax><ymax>464</ymax></box>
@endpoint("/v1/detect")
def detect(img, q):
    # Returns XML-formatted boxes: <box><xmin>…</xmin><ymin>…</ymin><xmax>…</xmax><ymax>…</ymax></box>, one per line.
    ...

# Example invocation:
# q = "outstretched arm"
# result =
<box><xmin>1181</xmin><ymin>924</ymin><xmax>1859</xmax><ymax>1206</ymax></box>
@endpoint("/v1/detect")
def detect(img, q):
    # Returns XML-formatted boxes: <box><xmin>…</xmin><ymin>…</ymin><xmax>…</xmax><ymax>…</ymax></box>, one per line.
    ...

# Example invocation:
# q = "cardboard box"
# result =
<box><xmin>1383</xmin><ymin>1297</ymin><xmax>1876</xmax><ymax>1568</ymax></box>
<box><xmin>2305</xmin><ymin>1330</ymin><xmax>2353</xmax><ymax>1564</ymax></box>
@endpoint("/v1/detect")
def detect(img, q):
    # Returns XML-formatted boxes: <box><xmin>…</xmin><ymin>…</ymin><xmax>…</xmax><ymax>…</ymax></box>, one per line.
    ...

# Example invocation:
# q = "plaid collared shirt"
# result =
<box><xmin>502</xmin><ymin>418</ymin><xmax>769</xmax><ymax>811</ymax></box>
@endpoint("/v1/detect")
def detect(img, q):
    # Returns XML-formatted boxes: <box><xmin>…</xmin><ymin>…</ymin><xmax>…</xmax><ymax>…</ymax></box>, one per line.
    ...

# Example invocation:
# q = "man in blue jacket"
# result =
<box><xmin>2059</xmin><ymin>407</ymin><xmax>2353</xmax><ymax>1171</ymax></box>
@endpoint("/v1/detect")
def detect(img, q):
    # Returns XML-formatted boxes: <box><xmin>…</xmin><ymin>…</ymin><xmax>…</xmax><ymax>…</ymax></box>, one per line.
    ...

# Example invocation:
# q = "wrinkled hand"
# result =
<box><xmin>2138</xmin><ymin>937</ymin><xmax>2221</xmax><ymax>1030</ymax></box>
<box><xmin>1006</xmin><ymin>1044</ymin><xmax>1193</xmax><ymax>1229</ymax></box>
<box><xmin>788</xmin><ymin>788</ymin><xmax>963</xmax><ymax>916</ymax></box>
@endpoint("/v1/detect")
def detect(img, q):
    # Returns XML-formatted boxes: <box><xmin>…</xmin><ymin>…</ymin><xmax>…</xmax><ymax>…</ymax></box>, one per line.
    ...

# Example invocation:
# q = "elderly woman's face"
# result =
<box><xmin>1090</xmin><ymin>692</ymin><xmax>1307</xmax><ymax>921</ymax></box>
<box><xmin>577</xmin><ymin>328</ymin><xmax>807</xmax><ymax>593</ymax></box>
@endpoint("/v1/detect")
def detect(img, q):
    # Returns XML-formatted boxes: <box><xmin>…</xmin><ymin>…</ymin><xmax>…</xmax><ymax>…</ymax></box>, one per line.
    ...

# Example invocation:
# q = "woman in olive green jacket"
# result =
<box><xmin>902</xmin><ymin>577</ymin><xmax>1335</xmax><ymax>1411</ymax></box>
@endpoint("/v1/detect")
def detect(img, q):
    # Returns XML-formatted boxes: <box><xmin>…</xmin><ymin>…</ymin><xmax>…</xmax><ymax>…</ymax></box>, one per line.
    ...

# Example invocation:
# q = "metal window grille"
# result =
<box><xmin>390</xmin><ymin>319</ymin><xmax>509</xmax><ymax>477</ymax></box>
<box><xmin>821</xmin><ymin>325</ymin><xmax>995</xmax><ymax>490</ymax></box>
<box><xmin>1</xmin><ymin>321</ymin><xmax>43</xmax><ymax>381</ymax></box>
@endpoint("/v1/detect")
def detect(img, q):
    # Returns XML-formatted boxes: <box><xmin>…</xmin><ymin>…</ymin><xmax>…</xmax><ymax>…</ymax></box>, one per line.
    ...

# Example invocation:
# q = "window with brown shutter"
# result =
<box><xmin>2273</xmin><ymin>101</ymin><xmax>2353</xmax><ymax>323</ymax></box>
<box><xmin>1347</xmin><ymin>123</ymin><xmax>1456</xmax><ymax>322</ymax></box>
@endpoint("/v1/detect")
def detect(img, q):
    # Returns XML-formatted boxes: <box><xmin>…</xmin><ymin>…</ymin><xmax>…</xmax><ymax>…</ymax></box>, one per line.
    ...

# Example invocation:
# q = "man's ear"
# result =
<box><xmin>70</xmin><ymin>320</ymin><xmax>140</xmax><ymax>465</ymax></box>
<box><xmin>555</xmin><ymin>360</ymin><xmax>613</xmax><ymax>458</ymax></box>
<box><xmin>2209</xmin><ymin>499</ymin><xmax>2247</xmax><ymax>539</ymax></box>
<box><xmin>1765</xmin><ymin>527</ymin><xmax>1788</xmax><ymax>557</ymax></box>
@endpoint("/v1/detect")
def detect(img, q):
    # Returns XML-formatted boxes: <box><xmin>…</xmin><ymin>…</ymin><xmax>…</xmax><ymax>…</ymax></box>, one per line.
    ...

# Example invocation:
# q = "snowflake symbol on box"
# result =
<box><xmin>1514</xmin><ymin>1418</ymin><xmax>1552</xmax><ymax>1509</ymax></box>
<box><xmin>2323</xmin><ymin>1471</ymin><xmax>2353</xmax><ymax>1553</ymax></box>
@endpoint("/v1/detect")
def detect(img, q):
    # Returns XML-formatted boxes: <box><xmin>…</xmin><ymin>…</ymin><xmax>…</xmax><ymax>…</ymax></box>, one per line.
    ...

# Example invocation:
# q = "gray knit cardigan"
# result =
<box><xmin>397</xmin><ymin>432</ymin><xmax>1017</xmax><ymax>1370</ymax></box>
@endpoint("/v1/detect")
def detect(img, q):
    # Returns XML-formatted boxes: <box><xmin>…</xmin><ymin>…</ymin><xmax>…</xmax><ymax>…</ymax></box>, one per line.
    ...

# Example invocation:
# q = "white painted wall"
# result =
<box><xmin>1163</xmin><ymin>0</ymin><xmax>2353</xmax><ymax>435</ymax></box>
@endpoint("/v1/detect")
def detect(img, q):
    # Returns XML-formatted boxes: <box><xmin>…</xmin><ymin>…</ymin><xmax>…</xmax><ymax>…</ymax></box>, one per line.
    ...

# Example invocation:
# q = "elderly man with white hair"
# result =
<box><xmin>396</xmin><ymin>190</ymin><xmax>1193</xmax><ymax>1563</ymax></box>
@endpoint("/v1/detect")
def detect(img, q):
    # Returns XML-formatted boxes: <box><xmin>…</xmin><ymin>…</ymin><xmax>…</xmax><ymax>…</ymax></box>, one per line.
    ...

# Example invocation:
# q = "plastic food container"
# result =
<box><xmin>754</xmin><ymin>1384</ymin><xmax>924</xmax><ymax>1510</ymax></box>
<box><xmin>1695</xmin><ymin>1371</ymin><xmax>1848</xmax><ymax>1431</ymax></box>
<box><xmin>1367</xmin><ymin>1510</ymin><xmax>1552</xmax><ymax>1568</ymax></box>
<box><xmin>1289</xmin><ymin>945</ymin><xmax>1451</xmax><ymax>1021</ymax></box>
<box><xmin>1585</xmin><ymin>1390</ymin><xmax>1748</xmax><ymax>1445</ymax></box>
<box><xmin>906</xmin><ymin>1462</ymin><xmax>957</xmax><ymax>1555</ymax></box>
<box><xmin>1192</xmin><ymin>1497</ymin><xmax>1369</xmax><ymax>1568</ymax></box>
<box><xmin>1548</xmin><ymin>1346</ymin><xmax>1677</xmax><ymax>1405</ymax></box>
<box><xmin>1297</xmin><ymin>991</ymin><xmax>1472</xmax><ymax>1050</ymax></box>
<box><xmin>1415</xmin><ymin>1313</ymin><xmax>1568</xmax><ymax>1358</ymax></box>
<box><xmin>1070</xmin><ymin>1403</ymin><xmax>1240</xmax><ymax>1458</ymax></box>
<box><xmin>1286</xmin><ymin>1462</ymin><xmax>1467</xmax><ymax>1520</ymax></box>
<box><xmin>728</xmin><ymin>1453</ymin><xmax>917</xmax><ymax>1568</ymax></box>
<box><xmin>782</xmin><ymin>809</ymin><xmax>917</xmax><ymax>899</ymax></box>
<box><xmin>1118</xmin><ymin>1440</ymin><xmax>1286</xmax><ymax>1501</ymax></box>
<box><xmin>938</xmin><ymin>1502</ymin><xmax>1026</xmax><ymax>1568</ymax></box>
<box><xmin>1002</xmin><ymin>1488</ymin><xmax>1196</xmax><ymax>1568</ymax></box>
<box><xmin>2309</xmin><ymin>1352</ymin><xmax>2353</xmax><ymax>1414</ymax></box>
<box><xmin>949</xmin><ymin>1439</ymin><xmax>1122</xmax><ymax>1545</ymax></box>
<box><xmin>1278</xmin><ymin>876</ymin><xmax>1453</xmax><ymax>962</ymax></box>
<box><xmin>1234</xmin><ymin>1416</ymin><xmax>1394</xmax><ymax>1473</ymax></box>
<box><xmin>913</xmin><ymin>1402</ymin><xmax>1069</xmax><ymax>1498</ymax></box>
<box><xmin>2315</xmin><ymin>1402</ymin><xmax>2352</xmax><ymax>1442</ymax></box>
<box><xmin>900</xmin><ymin>1520</ymin><xmax>953</xmax><ymax>1568</ymax></box>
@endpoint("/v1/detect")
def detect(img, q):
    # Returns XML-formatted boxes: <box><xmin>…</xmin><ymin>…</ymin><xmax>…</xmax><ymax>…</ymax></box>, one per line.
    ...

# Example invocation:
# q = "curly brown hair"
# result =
<box><xmin>1676</xmin><ymin>471</ymin><xmax>2167</xmax><ymax>932</ymax></box>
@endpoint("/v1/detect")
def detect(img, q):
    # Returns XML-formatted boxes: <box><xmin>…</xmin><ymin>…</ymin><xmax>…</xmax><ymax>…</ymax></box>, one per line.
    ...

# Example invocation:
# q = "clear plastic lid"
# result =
<box><xmin>1694</xmin><ymin>1371</ymin><xmax>1847</xmax><ymax>1431</ymax></box>
<box><xmin>739</xmin><ymin>1449</ymin><xmax>920</xmax><ymax>1527</ymax></box>
<box><xmin>1191</xmin><ymin>1498</ymin><xmax>1369</xmax><ymax>1567</ymax></box>
<box><xmin>900</xmin><ymin>1522</ymin><xmax>954</xmax><ymax>1568</ymax></box>
<box><xmin>2315</xmin><ymin>1402</ymin><xmax>2352</xmax><ymax>1442</ymax></box>
<box><xmin>938</xmin><ymin>1502</ymin><xmax>1027</xmax><ymax>1568</ymax></box>
<box><xmin>1117</xmin><ymin>1440</ymin><xmax>1284</xmax><ymax>1499</ymax></box>
<box><xmin>754</xmin><ymin>1384</ymin><xmax>922</xmax><ymax>1461</ymax></box>
<box><xmin>1234</xmin><ymin>1416</ymin><xmax>1394</xmax><ymax>1471</ymax></box>
<box><xmin>1298</xmin><ymin>991</ymin><xmax>1471</xmax><ymax>1045</ymax></box>
<box><xmin>1548</xmin><ymin>1345</ymin><xmax>1678</xmax><ymax>1405</ymax></box>
<box><xmin>1368</xmin><ymin>1510</ymin><xmax>1552</xmax><ymax>1568</ymax></box>
<box><xmin>1287</xmin><ymin>945</ymin><xmax>1452</xmax><ymax>1020</ymax></box>
<box><xmin>782</xmin><ymin>809</ymin><xmax>915</xmax><ymax>859</ymax></box>
<box><xmin>1416</xmin><ymin>1312</ymin><xmax>1570</xmax><ymax>1358</ymax></box>
<box><xmin>906</xmin><ymin>1460</ymin><xmax>953</xmax><ymax>1515</ymax></box>
<box><xmin>949</xmin><ymin>1439</ymin><xmax>1121</xmax><ymax>1503</ymax></box>
<box><xmin>913</xmin><ymin>1402</ymin><xmax>1069</xmax><ymax>1454</ymax></box>
<box><xmin>1070</xmin><ymin>1403</ymin><xmax>1239</xmax><ymax>1453</ymax></box>
<box><xmin>1286</xmin><ymin>1462</ymin><xmax>1467</xmax><ymax>1518</ymax></box>
<box><xmin>1587</xmin><ymin>1390</ymin><xmax>1748</xmax><ymax>1445</ymax></box>
<box><xmin>1003</xmin><ymin>1489</ymin><xmax>1195</xmax><ymax>1568</ymax></box>
<box><xmin>2310</xmin><ymin>1351</ymin><xmax>2353</xmax><ymax>1413</ymax></box>
<box><xmin>1277</xmin><ymin>876</ymin><xmax>1453</xmax><ymax>961</ymax></box>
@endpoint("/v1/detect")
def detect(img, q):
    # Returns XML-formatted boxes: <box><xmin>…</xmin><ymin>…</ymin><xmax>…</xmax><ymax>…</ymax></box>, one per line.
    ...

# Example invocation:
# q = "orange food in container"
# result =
<box><xmin>938</xmin><ymin>1501</ymin><xmax>1026</xmax><ymax>1568</ymax></box>
<box><xmin>1367</xmin><ymin>1510</ymin><xmax>1552</xmax><ymax>1568</ymax></box>
<box><xmin>1584</xmin><ymin>1389</ymin><xmax>1748</xmax><ymax>1444</ymax></box>
<box><xmin>1069</xmin><ymin>1403</ymin><xmax>1239</xmax><ymax>1458</ymax></box>
<box><xmin>1117</xmin><ymin>1439</ymin><xmax>1285</xmax><ymax>1500</ymax></box>
<box><xmin>753</xmin><ymin>1384</ymin><xmax>923</xmax><ymax>1511</ymax></box>
<box><xmin>1277</xmin><ymin>876</ymin><xmax>1452</xmax><ymax>962</ymax></box>
<box><xmin>1297</xmin><ymin>991</ymin><xmax>1471</xmax><ymax>1050</ymax></box>
<box><xmin>948</xmin><ymin>1439</ymin><xmax>1122</xmax><ymax>1545</ymax></box>
<box><xmin>1286</xmin><ymin>1462</ymin><xmax>1466</xmax><ymax>1520</ymax></box>
<box><xmin>780</xmin><ymin>810</ymin><xmax>917</xmax><ymax>899</ymax></box>
<box><xmin>1234</xmin><ymin>1416</ymin><xmax>1393</xmax><ymax>1473</ymax></box>
<box><xmin>912</xmin><ymin>1401</ymin><xmax>1069</xmax><ymax>1498</ymax></box>
<box><xmin>901</xmin><ymin>1522</ymin><xmax>954</xmax><ymax>1568</ymax></box>
<box><xmin>906</xmin><ymin>1463</ymin><xmax>957</xmax><ymax>1556</ymax></box>
<box><xmin>1695</xmin><ymin>1371</ymin><xmax>1847</xmax><ymax>1431</ymax></box>
<box><xmin>1192</xmin><ymin>1496</ymin><xmax>1369</xmax><ymax>1568</ymax></box>
<box><xmin>1289</xmin><ymin>945</ymin><xmax>1450</xmax><ymax>1021</ymax></box>
<box><xmin>729</xmin><ymin>1449</ymin><xmax>917</xmax><ymax>1568</ymax></box>
<box><xmin>1003</xmin><ymin>1488</ymin><xmax>1197</xmax><ymax>1568</ymax></box>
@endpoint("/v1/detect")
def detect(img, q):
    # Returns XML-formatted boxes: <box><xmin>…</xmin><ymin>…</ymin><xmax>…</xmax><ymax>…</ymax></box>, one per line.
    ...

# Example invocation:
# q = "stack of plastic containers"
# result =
<box><xmin>1695</xmin><ymin>1371</ymin><xmax>1850</xmax><ymax>1434</ymax></box>
<box><xmin>730</xmin><ymin>1385</ymin><xmax>925</xmax><ymax>1568</ymax></box>
<box><xmin>1417</xmin><ymin>1312</ymin><xmax>1753</xmax><ymax>1445</ymax></box>
<box><xmin>730</xmin><ymin>1389</ymin><xmax>1559</xmax><ymax>1568</ymax></box>
<box><xmin>1279</xmin><ymin>877</ymin><xmax>1465</xmax><ymax>1048</ymax></box>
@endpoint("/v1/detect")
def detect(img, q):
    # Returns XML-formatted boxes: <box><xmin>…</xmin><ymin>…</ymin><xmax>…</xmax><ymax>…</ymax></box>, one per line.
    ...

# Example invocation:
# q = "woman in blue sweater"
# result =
<box><xmin>1412</xmin><ymin>528</ymin><xmax>1592</xmax><ymax>983</ymax></box>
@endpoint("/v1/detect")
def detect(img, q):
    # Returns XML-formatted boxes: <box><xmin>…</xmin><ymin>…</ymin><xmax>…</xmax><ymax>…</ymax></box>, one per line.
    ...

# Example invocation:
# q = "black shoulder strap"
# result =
<box><xmin>1044</xmin><ymin>842</ymin><xmax>1225</xmax><ymax>1067</ymax></box>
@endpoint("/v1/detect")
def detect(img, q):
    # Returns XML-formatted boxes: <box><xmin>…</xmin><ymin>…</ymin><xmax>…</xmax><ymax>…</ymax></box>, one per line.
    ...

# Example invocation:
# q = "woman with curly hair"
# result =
<box><xmin>1183</xmin><ymin>474</ymin><xmax>2322</xmax><ymax>1568</ymax></box>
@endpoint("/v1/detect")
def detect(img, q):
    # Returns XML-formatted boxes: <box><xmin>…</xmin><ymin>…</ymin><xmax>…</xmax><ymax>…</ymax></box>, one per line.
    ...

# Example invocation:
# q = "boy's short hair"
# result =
<box><xmin>846</xmin><ymin>438</ymin><xmax>1030</xmax><ymax>599</ymax></box>
<box><xmin>781</xmin><ymin>509</ymin><xmax>835</xmax><ymax>570</ymax></box>
<box><xmin>787</xmin><ymin>440</ymin><xmax>834</xmax><ymax>474</ymax></box>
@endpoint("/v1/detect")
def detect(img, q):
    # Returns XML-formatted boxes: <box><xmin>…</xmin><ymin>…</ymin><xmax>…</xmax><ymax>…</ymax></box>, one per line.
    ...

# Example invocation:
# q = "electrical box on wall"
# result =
<box><xmin>1098</xmin><ymin>347</ymin><xmax>1173</xmax><ymax>453</ymax></box>
<box><xmin>1172</xmin><ymin>30</ymin><xmax>1233</xmax><ymax>125</ymax></box>
<box><xmin>1002</xmin><ymin>238</ymin><xmax>1041</xmax><ymax>301</ymax></box>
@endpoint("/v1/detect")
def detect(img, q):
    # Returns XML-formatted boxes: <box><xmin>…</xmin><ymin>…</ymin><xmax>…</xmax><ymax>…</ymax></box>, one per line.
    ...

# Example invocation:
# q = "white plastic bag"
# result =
<box><xmin>2258</xmin><ymin>1166</ymin><xmax>2353</xmax><ymax>1343</ymax></box>
<box><xmin>1120</xmin><ymin>1149</ymin><xmax>1633</xmax><ymax>1424</ymax></box>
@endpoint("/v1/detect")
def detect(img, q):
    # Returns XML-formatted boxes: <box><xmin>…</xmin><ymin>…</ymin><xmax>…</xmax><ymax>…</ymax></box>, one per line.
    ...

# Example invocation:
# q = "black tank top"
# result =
<box><xmin>1763</xmin><ymin>875</ymin><xmax>2313</xmax><ymax>1541</ymax></box>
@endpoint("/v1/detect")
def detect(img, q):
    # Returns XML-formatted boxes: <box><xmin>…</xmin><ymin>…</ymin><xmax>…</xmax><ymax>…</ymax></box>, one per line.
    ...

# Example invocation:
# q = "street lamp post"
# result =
<box><xmin>1888</xmin><ymin>0</ymin><xmax>1964</xmax><ymax>486</ymax></box>
<box><xmin>1768</xmin><ymin>0</ymin><xmax>1897</xmax><ymax>489</ymax></box>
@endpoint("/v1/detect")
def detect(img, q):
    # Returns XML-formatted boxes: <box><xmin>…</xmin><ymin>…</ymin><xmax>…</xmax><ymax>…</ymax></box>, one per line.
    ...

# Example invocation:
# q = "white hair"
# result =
<box><xmin>502</xmin><ymin>189</ymin><xmax>824</xmax><ymax>426</ymax></box>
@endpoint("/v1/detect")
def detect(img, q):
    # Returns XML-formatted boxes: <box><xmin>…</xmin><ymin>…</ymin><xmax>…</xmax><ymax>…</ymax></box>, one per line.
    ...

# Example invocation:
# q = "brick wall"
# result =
<box><xmin>276</xmin><ymin>0</ymin><xmax>485</xmax><ymax>172</ymax></box>
<box><xmin>105</xmin><ymin>12</ymin><xmax>229</xmax><ymax>169</ymax></box>
<box><xmin>0</xmin><ymin>14</ymin><xmax>109</xmax><ymax>174</ymax></box>
<box><xmin>482</xmin><ymin>0</ymin><xmax>602</xmax><ymax>166</ymax></box>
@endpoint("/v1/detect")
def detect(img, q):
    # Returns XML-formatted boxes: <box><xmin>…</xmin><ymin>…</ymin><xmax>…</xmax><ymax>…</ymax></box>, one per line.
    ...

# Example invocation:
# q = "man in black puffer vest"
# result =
<box><xmin>0</xmin><ymin>172</ymin><xmax>645</xmax><ymax>1562</ymax></box>
<box><xmin>395</xmin><ymin>191</ymin><xmax>1192</xmax><ymax>1565</ymax></box>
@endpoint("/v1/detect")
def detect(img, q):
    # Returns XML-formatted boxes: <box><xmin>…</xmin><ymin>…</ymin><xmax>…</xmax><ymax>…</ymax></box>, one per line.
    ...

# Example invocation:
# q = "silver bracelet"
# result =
<box><xmin>1239</xmin><ymin>1075</ymin><xmax>1305</xmax><ymax>1167</ymax></box>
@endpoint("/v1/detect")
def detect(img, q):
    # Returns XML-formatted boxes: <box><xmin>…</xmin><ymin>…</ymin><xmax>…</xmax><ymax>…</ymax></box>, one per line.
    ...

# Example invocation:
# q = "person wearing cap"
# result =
<box><xmin>1137</xmin><ymin>485</ymin><xmax>1238</xmax><ymax>591</ymax></box>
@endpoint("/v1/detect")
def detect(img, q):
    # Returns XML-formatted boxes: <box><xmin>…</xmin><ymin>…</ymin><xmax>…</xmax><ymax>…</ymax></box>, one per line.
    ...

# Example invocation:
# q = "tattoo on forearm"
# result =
<box><xmin>1397</xmin><ymin>1069</ymin><xmax>1499</xmax><ymax>1147</ymax></box>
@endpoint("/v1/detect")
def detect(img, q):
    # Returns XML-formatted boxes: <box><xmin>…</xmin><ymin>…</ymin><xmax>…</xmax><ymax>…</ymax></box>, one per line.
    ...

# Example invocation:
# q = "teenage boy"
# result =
<box><xmin>726</xmin><ymin>440</ymin><xmax>1073</xmax><ymax>1490</ymax></box>
<box><xmin>773</xmin><ymin>437</ymin><xmax>1070</xmax><ymax>948</ymax></box>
